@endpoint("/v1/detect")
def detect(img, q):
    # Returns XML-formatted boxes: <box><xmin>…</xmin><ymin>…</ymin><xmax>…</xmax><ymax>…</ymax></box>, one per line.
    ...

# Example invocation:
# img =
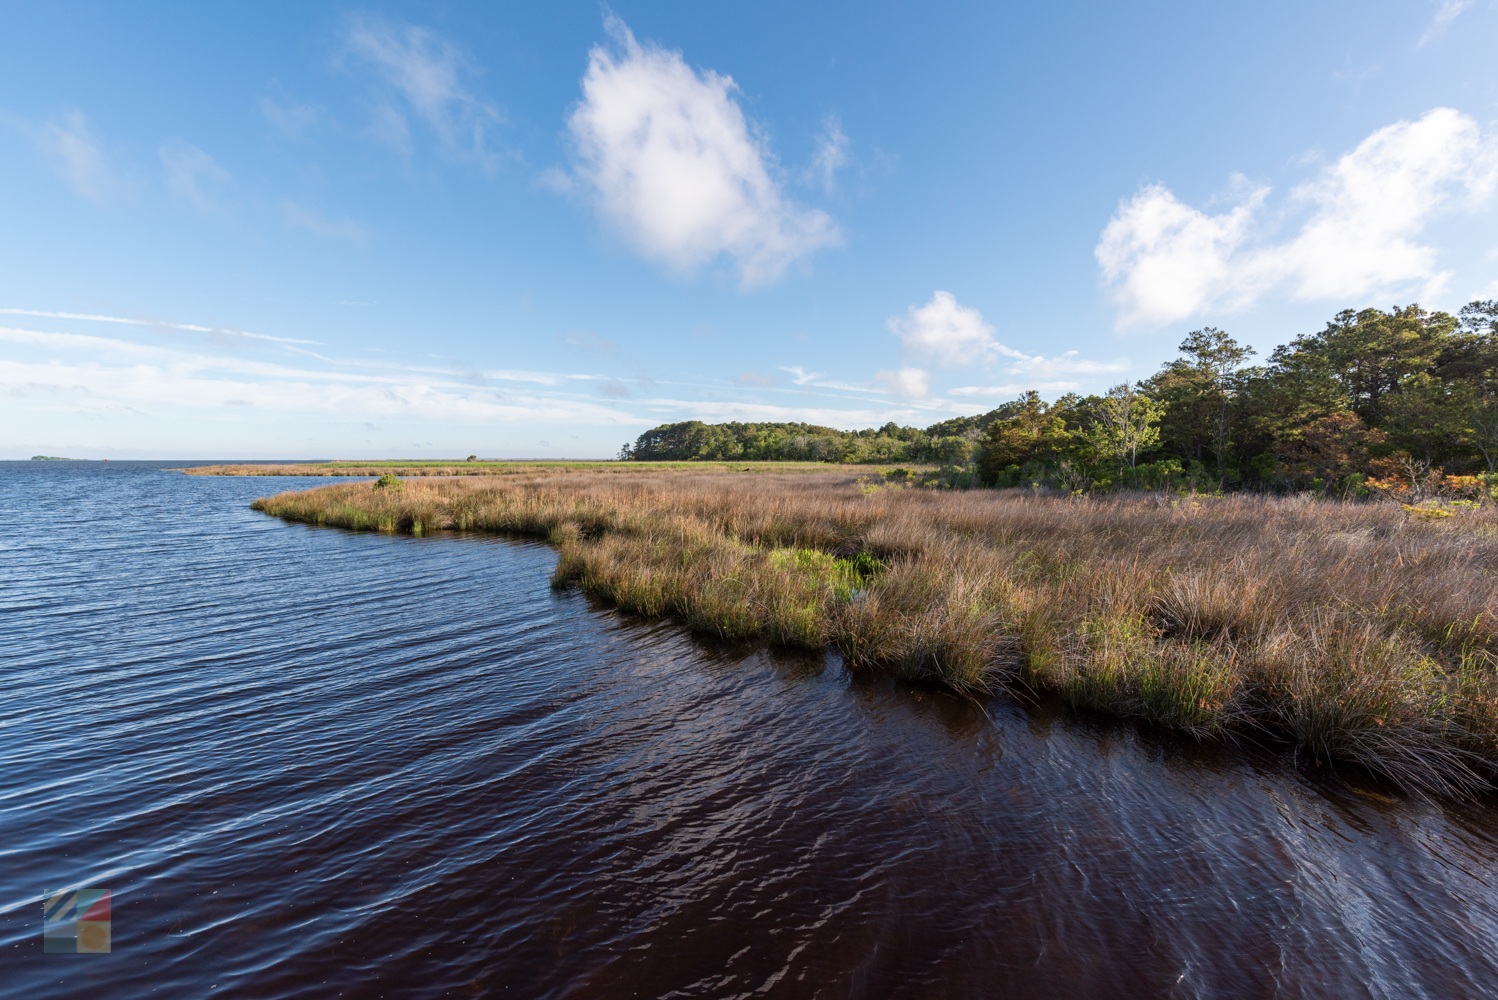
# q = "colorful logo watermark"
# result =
<box><xmin>44</xmin><ymin>888</ymin><xmax>111</xmax><ymax>953</ymax></box>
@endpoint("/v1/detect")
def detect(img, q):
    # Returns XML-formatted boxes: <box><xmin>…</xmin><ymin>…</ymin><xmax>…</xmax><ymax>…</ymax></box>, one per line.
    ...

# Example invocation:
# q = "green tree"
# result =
<box><xmin>1269</xmin><ymin>305</ymin><xmax>1456</xmax><ymax>425</ymax></box>
<box><xmin>1145</xmin><ymin>327</ymin><xmax>1256</xmax><ymax>471</ymax></box>
<box><xmin>1469</xmin><ymin>394</ymin><xmax>1498</xmax><ymax>473</ymax></box>
<box><xmin>1380</xmin><ymin>373</ymin><xmax>1470</xmax><ymax>468</ymax></box>
<box><xmin>1085</xmin><ymin>383</ymin><xmax>1164</xmax><ymax>469</ymax></box>
<box><xmin>977</xmin><ymin>391</ymin><xmax>1069</xmax><ymax>482</ymax></box>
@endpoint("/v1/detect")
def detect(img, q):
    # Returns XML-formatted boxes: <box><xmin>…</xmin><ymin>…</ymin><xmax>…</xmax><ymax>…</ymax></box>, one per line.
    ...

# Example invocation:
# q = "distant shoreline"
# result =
<box><xmin>177</xmin><ymin>460</ymin><xmax>917</xmax><ymax>477</ymax></box>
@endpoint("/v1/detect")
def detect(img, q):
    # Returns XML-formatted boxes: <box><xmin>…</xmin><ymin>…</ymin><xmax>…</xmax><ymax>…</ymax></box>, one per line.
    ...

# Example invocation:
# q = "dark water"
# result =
<box><xmin>6</xmin><ymin>462</ymin><xmax>1498</xmax><ymax>999</ymax></box>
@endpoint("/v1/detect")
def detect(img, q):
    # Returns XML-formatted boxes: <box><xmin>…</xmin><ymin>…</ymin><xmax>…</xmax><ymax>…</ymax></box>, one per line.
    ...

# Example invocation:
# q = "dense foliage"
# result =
<box><xmin>623</xmin><ymin>300</ymin><xmax>1498</xmax><ymax>494</ymax></box>
<box><xmin>622</xmin><ymin>417</ymin><xmax>991</xmax><ymax>466</ymax></box>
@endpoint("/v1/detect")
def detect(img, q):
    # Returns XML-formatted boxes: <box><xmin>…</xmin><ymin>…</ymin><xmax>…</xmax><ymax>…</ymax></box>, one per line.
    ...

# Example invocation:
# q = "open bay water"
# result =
<box><xmin>5</xmin><ymin>461</ymin><xmax>1498</xmax><ymax>998</ymax></box>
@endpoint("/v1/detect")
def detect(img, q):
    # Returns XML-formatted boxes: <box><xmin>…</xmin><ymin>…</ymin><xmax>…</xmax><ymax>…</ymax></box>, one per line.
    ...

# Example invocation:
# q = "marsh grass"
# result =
<box><xmin>252</xmin><ymin>470</ymin><xmax>1498</xmax><ymax>795</ymax></box>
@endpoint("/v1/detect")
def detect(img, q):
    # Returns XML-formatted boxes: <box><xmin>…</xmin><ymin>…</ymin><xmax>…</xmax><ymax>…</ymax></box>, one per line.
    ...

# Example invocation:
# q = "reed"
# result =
<box><xmin>251</xmin><ymin>470</ymin><xmax>1498</xmax><ymax>795</ymax></box>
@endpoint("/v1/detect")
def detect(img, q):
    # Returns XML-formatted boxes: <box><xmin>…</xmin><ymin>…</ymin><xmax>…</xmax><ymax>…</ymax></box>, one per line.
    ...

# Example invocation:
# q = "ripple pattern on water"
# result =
<box><xmin>4</xmin><ymin>461</ymin><xmax>1498</xmax><ymax>999</ymax></box>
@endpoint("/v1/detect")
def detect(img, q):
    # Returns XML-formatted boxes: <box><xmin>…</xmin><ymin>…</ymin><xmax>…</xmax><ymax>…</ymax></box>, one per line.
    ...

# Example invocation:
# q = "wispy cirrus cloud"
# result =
<box><xmin>2</xmin><ymin>320</ymin><xmax>984</xmax><ymax>452</ymax></box>
<box><xmin>638</xmin><ymin>396</ymin><xmax>966</xmax><ymax>427</ymax></box>
<box><xmin>343</xmin><ymin>14</ymin><xmax>504</xmax><ymax>167</ymax></box>
<box><xmin>0</xmin><ymin>307</ymin><xmax>321</xmax><ymax>345</ymax></box>
<box><xmin>282</xmin><ymin>201</ymin><xmax>368</xmax><ymax>242</ymax></box>
<box><xmin>160</xmin><ymin>140</ymin><xmax>230</xmax><ymax>212</ymax></box>
<box><xmin>32</xmin><ymin>110</ymin><xmax>125</xmax><ymax>203</ymax></box>
<box><xmin>0</xmin><ymin>324</ymin><xmax>641</xmax><ymax>429</ymax></box>
<box><xmin>565</xmin><ymin>330</ymin><xmax>619</xmax><ymax>354</ymax></box>
<box><xmin>553</xmin><ymin>13</ymin><xmax>841</xmax><ymax>288</ymax></box>
<box><xmin>261</xmin><ymin>97</ymin><xmax>324</xmax><ymax>138</ymax></box>
<box><xmin>1</xmin><ymin>312</ymin><xmax>1005</xmax><ymax>458</ymax></box>
<box><xmin>947</xmin><ymin>381</ymin><xmax>1084</xmax><ymax>398</ymax></box>
<box><xmin>807</xmin><ymin>115</ymin><xmax>850</xmax><ymax>195</ymax></box>
<box><xmin>778</xmin><ymin>365</ymin><xmax>826</xmax><ymax>385</ymax></box>
<box><xmin>1420</xmin><ymin>0</ymin><xmax>1474</xmax><ymax>46</ymax></box>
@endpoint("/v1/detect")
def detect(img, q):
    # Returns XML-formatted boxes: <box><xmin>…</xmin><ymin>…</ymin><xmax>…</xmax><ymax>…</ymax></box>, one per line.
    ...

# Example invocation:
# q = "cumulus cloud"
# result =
<box><xmin>889</xmin><ymin>291</ymin><xmax>1016</xmax><ymax>367</ymax></box>
<box><xmin>559</xmin><ymin>14</ymin><xmax>841</xmax><ymax>288</ymax></box>
<box><xmin>888</xmin><ymin>290</ymin><xmax>1128</xmax><ymax>384</ymax></box>
<box><xmin>1420</xmin><ymin>0</ymin><xmax>1473</xmax><ymax>46</ymax></box>
<box><xmin>1097</xmin><ymin>107</ymin><xmax>1498</xmax><ymax>328</ymax></box>
<box><xmin>160</xmin><ymin>141</ymin><xmax>230</xmax><ymax>212</ymax></box>
<box><xmin>344</xmin><ymin>15</ymin><xmax>503</xmax><ymax>166</ymax></box>
<box><xmin>871</xmin><ymin>367</ymin><xmax>930</xmax><ymax>398</ymax></box>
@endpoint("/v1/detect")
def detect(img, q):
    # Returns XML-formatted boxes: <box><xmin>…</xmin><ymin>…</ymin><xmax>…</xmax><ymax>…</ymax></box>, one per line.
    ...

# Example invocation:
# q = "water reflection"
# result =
<box><xmin>3</xmin><ymin>462</ymin><xmax>1497</xmax><ymax>999</ymax></box>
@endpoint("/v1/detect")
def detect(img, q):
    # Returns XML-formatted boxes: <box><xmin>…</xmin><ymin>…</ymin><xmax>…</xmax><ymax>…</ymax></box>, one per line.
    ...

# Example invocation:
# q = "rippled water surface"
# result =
<box><xmin>7</xmin><ymin>461</ymin><xmax>1498</xmax><ymax>998</ymax></box>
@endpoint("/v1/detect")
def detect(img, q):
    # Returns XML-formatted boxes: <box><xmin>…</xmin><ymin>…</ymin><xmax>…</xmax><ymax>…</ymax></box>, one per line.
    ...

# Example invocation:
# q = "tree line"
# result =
<box><xmin>621</xmin><ymin>300</ymin><xmax>1498</xmax><ymax>495</ymax></box>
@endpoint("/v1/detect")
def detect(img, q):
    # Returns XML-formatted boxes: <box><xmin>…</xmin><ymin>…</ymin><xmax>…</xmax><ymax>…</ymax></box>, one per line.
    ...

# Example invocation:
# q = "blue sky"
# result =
<box><xmin>3</xmin><ymin>1</ymin><xmax>1496</xmax><ymax>459</ymax></box>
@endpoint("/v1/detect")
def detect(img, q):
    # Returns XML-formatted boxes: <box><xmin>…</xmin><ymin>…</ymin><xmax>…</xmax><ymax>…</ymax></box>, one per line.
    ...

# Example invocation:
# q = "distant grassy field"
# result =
<box><xmin>251</xmin><ymin>466</ymin><xmax>1498</xmax><ymax>796</ymax></box>
<box><xmin>177</xmin><ymin>460</ymin><xmax>903</xmax><ymax>477</ymax></box>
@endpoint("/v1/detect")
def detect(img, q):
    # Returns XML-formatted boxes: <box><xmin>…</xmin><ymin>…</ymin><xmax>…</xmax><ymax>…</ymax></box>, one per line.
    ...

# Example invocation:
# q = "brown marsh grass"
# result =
<box><xmin>251</xmin><ymin>469</ymin><xmax>1498</xmax><ymax>796</ymax></box>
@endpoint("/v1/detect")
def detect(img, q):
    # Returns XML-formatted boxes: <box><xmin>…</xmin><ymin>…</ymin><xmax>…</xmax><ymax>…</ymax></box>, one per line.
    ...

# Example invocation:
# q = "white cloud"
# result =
<box><xmin>344</xmin><ymin>15</ymin><xmax>503</xmax><ymax>166</ymax></box>
<box><xmin>160</xmin><ymin>141</ymin><xmax>230</xmax><ymax>212</ymax></box>
<box><xmin>0</xmin><ymin>307</ymin><xmax>320</xmax><ymax>344</ymax></box>
<box><xmin>889</xmin><ymin>291</ymin><xmax>1013</xmax><ymax>367</ymax></box>
<box><xmin>888</xmin><ymin>290</ymin><xmax>1126</xmax><ymax>383</ymax></box>
<box><xmin>3</xmin><ymin>314</ymin><xmax>1017</xmax><ymax>457</ymax></box>
<box><xmin>807</xmin><ymin>115</ymin><xmax>849</xmax><ymax>195</ymax></box>
<box><xmin>778</xmin><ymin>365</ymin><xmax>825</xmax><ymax>385</ymax></box>
<box><xmin>35</xmin><ymin>110</ymin><xmax>117</xmax><ymax>202</ymax></box>
<box><xmin>560</xmin><ymin>14</ymin><xmax>841</xmax><ymax>288</ymax></box>
<box><xmin>1009</xmin><ymin>351</ymin><xmax>1130</xmax><ymax>378</ymax></box>
<box><xmin>282</xmin><ymin>201</ymin><xmax>368</xmax><ymax>242</ymax></box>
<box><xmin>1096</xmin><ymin>181</ymin><xmax>1270</xmax><ymax>327</ymax></box>
<box><xmin>1420</xmin><ymin>0</ymin><xmax>1473</xmax><ymax>46</ymax></box>
<box><xmin>641</xmin><ymin>396</ymin><xmax>969</xmax><ymax>426</ymax></box>
<box><xmin>948</xmin><ymin>381</ymin><xmax>1083</xmax><ymax>398</ymax></box>
<box><xmin>1098</xmin><ymin>107</ymin><xmax>1498</xmax><ymax>327</ymax></box>
<box><xmin>0</xmin><ymin>325</ymin><xmax>640</xmax><ymax>430</ymax></box>
<box><xmin>871</xmin><ymin>367</ymin><xmax>930</xmax><ymax>398</ymax></box>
